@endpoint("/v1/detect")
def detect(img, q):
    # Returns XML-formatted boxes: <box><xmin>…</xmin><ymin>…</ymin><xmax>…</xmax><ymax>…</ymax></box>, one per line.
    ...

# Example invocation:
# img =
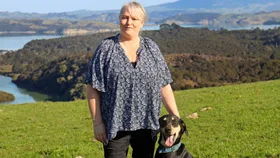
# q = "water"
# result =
<box><xmin>142</xmin><ymin>24</ymin><xmax>280</xmax><ymax>31</ymax></box>
<box><xmin>142</xmin><ymin>24</ymin><xmax>206</xmax><ymax>30</ymax></box>
<box><xmin>0</xmin><ymin>75</ymin><xmax>49</xmax><ymax>105</ymax></box>
<box><xmin>0</xmin><ymin>35</ymin><xmax>62</xmax><ymax>51</ymax></box>
<box><xmin>208</xmin><ymin>24</ymin><xmax>280</xmax><ymax>30</ymax></box>
<box><xmin>0</xmin><ymin>35</ymin><xmax>61</xmax><ymax>105</ymax></box>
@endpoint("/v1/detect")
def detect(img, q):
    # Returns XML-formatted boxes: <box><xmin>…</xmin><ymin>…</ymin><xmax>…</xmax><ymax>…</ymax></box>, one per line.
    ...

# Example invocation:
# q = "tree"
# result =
<box><xmin>160</xmin><ymin>23</ymin><xmax>171</xmax><ymax>30</ymax></box>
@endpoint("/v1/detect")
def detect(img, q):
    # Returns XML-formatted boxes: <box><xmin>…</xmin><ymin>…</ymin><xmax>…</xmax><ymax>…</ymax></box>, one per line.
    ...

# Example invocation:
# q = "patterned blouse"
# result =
<box><xmin>85</xmin><ymin>33</ymin><xmax>173</xmax><ymax>141</ymax></box>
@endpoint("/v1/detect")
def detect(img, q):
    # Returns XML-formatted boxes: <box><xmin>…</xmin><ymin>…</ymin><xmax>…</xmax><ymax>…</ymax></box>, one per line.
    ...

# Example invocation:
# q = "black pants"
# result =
<box><xmin>104</xmin><ymin>129</ymin><xmax>157</xmax><ymax>158</ymax></box>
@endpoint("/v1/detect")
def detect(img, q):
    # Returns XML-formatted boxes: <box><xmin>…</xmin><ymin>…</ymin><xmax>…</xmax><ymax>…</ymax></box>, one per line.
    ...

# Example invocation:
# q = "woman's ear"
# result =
<box><xmin>140</xmin><ymin>21</ymin><xmax>144</xmax><ymax>29</ymax></box>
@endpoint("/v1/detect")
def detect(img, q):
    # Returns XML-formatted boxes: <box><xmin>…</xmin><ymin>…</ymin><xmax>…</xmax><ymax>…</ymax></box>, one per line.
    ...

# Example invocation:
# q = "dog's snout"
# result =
<box><xmin>165</xmin><ymin>125</ymin><xmax>171</xmax><ymax>133</ymax></box>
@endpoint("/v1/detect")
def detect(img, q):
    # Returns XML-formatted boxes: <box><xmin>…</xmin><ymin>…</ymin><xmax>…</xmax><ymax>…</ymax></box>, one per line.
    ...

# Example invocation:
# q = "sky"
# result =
<box><xmin>0</xmin><ymin>0</ymin><xmax>178</xmax><ymax>13</ymax></box>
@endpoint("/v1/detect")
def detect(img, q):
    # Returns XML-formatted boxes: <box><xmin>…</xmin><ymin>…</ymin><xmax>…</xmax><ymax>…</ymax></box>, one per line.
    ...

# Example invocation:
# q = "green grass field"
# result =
<box><xmin>0</xmin><ymin>80</ymin><xmax>279</xmax><ymax>158</ymax></box>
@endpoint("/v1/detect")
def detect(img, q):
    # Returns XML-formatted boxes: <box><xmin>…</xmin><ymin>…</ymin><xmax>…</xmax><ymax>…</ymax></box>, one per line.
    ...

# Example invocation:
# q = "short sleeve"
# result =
<box><xmin>84</xmin><ymin>44</ymin><xmax>106</xmax><ymax>92</ymax></box>
<box><xmin>145</xmin><ymin>38</ymin><xmax>173</xmax><ymax>87</ymax></box>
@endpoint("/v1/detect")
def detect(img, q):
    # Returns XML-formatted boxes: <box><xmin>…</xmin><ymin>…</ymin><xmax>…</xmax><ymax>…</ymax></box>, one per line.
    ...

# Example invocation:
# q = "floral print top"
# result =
<box><xmin>85</xmin><ymin>33</ymin><xmax>173</xmax><ymax>141</ymax></box>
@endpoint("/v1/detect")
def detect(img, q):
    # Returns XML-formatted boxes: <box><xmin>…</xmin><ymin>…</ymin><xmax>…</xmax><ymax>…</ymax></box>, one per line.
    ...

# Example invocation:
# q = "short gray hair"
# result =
<box><xmin>119</xmin><ymin>1</ymin><xmax>148</xmax><ymax>22</ymax></box>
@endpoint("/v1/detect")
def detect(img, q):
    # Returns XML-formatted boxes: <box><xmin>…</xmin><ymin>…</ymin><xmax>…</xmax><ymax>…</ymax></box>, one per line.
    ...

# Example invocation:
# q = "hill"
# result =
<box><xmin>1</xmin><ymin>26</ymin><xmax>280</xmax><ymax>100</ymax></box>
<box><xmin>157</xmin><ymin>11</ymin><xmax>280</xmax><ymax>25</ymax></box>
<box><xmin>150</xmin><ymin>0</ymin><xmax>280</xmax><ymax>13</ymax></box>
<box><xmin>1</xmin><ymin>1</ymin><xmax>280</xmax><ymax>25</ymax></box>
<box><xmin>0</xmin><ymin>80</ymin><xmax>279</xmax><ymax>157</ymax></box>
<box><xmin>1</xmin><ymin>11</ymin><xmax>280</xmax><ymax>32</ymax></box>
<box><xmin>0</xmin><ymin>19</ymin><xmax>119</xmax><ymax>36</ymax></box>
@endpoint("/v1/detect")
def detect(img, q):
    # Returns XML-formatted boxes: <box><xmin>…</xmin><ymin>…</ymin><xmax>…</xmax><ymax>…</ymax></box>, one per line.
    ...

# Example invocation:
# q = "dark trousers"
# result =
<box><xmin>104</xmin><ymin>129</ymin><xmax>157</xmax><ymax>158</ymax></box>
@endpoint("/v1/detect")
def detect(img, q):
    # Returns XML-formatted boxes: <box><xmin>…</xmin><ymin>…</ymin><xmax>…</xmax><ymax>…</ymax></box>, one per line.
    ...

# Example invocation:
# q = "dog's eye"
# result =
<box><xmin>171</xmin><ymin>117</ymin><xmax>175</xmax><ymax>120</ymax></box>
<box><xmin>163</xmin><ymin>117</ymin><xmax>167</xmax><ymax>121</ymax></box>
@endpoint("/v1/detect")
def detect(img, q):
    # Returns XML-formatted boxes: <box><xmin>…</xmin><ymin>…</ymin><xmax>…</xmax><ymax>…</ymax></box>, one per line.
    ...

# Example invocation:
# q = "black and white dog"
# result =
<box><xmin>155</xmin><ymin>114</ymin><xmax>193</xmax><ymax>158</ymax></box>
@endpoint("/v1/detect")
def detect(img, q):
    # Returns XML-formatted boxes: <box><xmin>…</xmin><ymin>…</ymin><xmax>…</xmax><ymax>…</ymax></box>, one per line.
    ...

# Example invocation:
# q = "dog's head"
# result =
<box><xmin>158</xmin><ymin>114</ymin><xmax>188</xmax><ymax>147</ymax></box>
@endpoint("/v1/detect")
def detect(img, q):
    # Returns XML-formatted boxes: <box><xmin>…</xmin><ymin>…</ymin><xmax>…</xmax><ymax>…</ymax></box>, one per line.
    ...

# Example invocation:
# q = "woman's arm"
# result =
<box><xmin>86</xmin><ymin>85</ymin><xmax>106</xmax><ymax>143</ymax></box>
<box><xmin>161</xmin><ymin>84</ymin><xmax>180</xmax><ymax>117</ymax></box>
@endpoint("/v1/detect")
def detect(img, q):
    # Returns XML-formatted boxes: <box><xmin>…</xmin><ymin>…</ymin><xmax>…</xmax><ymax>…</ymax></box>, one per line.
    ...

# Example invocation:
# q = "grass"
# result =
<box><xmin>175</xmin><ymin>80</ymin><xmax>280</xmax><ymax>157</ymax></box>
<box><xmin>0</xmin><ymin>80</ymin><xmax>280</xmax><ymax>157</ymax></box>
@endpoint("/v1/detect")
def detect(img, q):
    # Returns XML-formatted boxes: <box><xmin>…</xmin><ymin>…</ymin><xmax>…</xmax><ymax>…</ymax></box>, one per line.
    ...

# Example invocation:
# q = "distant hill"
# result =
<box><xmin>1</xmin><ymin>0</ymin><xmax>280</xmax><ymax>24</ymax></box>
<box><xmin>0</xmin><ymin>19</ymin><xmax>119</xmax><ymax>35</ymax></box>
<box><xmin>157</xmin><ymin>11</ymin><xmax>280</xmax><ymax>25</ymax></box>
<box><xmin>0</xmin><ymin>10</ymin><xmax>120</xmax><ymax>22</ymax></box>
<box><xmin>149</xmin><ymin>0</ymin><xmax>280</xmax><ymax>13</ymax></box>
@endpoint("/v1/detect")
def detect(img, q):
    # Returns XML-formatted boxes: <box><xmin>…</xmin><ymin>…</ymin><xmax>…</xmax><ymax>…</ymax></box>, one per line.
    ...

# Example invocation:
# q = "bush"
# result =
<box><xmin>0</xmin><ymin>91</ymin><xmax>15</xmax><ymax>102</ymax></box>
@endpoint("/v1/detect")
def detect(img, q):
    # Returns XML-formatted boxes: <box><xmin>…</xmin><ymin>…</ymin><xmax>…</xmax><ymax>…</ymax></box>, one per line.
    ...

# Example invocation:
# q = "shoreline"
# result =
<box><xmin>0</xmin><ymin>28</ymin><xmax>120</xmax><ymax>37</ymax></box>
<box><xmin>0</xmin><ymin>24</ymin><xmax>280</xmax><ymax>37</ymax></box>
<box><xmin>0</xmin><ymin>75</ymin><xmax>50</xmax><ymax>104</ymax></box>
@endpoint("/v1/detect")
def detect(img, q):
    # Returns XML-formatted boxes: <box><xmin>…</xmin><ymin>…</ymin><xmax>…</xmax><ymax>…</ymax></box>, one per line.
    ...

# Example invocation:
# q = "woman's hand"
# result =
<box><xmin>94</xmin><ymin>122</ymin><xmax>107</xmax><ymax>144</ymax></box>
<box><xmin>87</xmin><ymin>86</ymin><xmax>106</xmax><ymax>143</ymax></box>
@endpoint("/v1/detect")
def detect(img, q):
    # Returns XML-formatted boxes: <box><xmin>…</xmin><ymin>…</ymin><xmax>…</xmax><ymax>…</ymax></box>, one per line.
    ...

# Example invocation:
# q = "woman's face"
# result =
<box><xmin>119</xmin><ymin>7</ymin><xmax>144</xmax><ymax>38</ymax></box>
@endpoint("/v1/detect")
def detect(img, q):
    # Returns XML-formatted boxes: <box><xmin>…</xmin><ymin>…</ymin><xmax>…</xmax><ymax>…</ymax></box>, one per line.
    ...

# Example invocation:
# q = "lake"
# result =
<box><xmin>0</xmin><ymin>75</ymin><xmax>49</xmax><ymax>104</ymax></box>
<box><xmin>0</xmin><ymin>24</ymin><xmax>280</xmax><ymax>104</ymax></box>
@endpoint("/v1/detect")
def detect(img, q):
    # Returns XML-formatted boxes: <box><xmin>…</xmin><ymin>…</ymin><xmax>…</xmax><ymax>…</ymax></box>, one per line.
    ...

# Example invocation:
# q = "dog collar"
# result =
<box><xmin>158</xmin><ymin>142</ymin><xmax>182</xmax><ymax>153</ymax></box>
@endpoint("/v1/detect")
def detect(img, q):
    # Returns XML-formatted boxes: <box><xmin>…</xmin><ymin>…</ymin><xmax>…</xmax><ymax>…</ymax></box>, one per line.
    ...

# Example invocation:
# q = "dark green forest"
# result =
<box><xmin>1</xmin><ymin>24</ymin><xmax>280</xmax><ymax>101</ymax></box>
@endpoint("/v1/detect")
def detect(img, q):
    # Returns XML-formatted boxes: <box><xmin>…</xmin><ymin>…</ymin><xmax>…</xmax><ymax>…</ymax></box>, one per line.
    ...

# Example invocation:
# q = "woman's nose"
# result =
<box><xmin>126</xmin><ymin>18</ymin><xmax>132</xmax><ymax>24</ymax></box>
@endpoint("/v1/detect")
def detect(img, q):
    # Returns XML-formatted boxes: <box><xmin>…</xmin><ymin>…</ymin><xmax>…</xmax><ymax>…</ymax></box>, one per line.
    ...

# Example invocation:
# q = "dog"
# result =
<box><xmin>155</xmin><ymin>114</ymin><xmax>193</xmax><ymax>158</ymax></box>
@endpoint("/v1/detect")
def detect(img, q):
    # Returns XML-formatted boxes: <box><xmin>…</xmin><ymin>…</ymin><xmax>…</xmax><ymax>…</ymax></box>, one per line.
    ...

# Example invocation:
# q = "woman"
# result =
<box><xmin>85</xmin><ymin>1</ymin><xmax>180</xmax><ymax>158</ymax></box>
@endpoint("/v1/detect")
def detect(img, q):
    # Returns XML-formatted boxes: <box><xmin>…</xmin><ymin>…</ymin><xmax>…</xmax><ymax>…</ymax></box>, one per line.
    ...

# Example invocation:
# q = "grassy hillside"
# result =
<box><xmin>0</xmin><ymin>80</ymin><xmax>279</xmax><ymax>157</ymax></box>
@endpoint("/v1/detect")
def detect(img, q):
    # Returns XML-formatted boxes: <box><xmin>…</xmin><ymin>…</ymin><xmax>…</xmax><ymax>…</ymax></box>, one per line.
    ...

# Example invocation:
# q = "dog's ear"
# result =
<box><xmin>179</xmin><ymin>119</ymin><xmax>188</xmax><ymax>136</ymax></box>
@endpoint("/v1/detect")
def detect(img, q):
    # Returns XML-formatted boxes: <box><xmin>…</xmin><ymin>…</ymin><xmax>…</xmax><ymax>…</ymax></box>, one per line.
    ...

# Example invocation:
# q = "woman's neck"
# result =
<box><xmin>119</xmin><ymin>33</ymin><xmax>140</xmax><ymax>45</ymax></box>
